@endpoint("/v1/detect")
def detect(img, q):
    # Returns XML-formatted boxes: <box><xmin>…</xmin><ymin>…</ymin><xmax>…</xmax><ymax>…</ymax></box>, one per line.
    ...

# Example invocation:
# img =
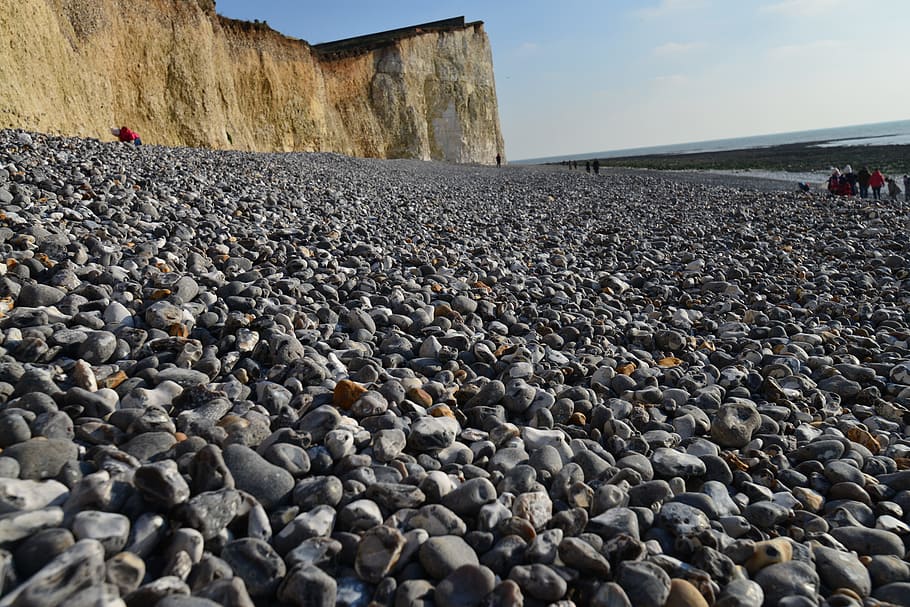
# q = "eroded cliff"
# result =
<box><xmin>0</xmin><ymin>1</ymin><xmax>504</xmax><ymax>162</ymax></box>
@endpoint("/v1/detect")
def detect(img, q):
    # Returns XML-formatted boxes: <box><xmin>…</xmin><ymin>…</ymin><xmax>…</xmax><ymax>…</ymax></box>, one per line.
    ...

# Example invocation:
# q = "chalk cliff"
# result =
<box><xmin>0</xmin><ymin>1</ymin><xmax>504</xmax><ymax>163</ymax></box>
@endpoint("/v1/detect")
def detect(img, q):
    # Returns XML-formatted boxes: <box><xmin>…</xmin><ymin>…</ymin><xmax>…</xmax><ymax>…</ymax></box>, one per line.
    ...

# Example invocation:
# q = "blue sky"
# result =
<box><xmin>214</xmin><ymin>0</ymin><xmax>910</xmax><ymax>160</ymax></box>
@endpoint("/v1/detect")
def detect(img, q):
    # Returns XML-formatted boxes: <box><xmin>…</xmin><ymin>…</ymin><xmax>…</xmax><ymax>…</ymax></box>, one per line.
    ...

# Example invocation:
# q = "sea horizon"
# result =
<box><xmin>515</xmin><ymin>118</ymin><xmax>910</xmax><ymax>165</ymax></box>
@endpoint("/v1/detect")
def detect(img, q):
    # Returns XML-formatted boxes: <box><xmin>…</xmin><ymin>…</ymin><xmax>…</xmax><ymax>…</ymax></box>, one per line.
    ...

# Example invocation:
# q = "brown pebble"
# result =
<box><xmin>831</xmin><ymin>588</ymin><xmax>862</xmax><ymax>601</ymax></box>
<box><xmin>498</xmin><ymin>516</ymin><xmax>536</xmax><ymax>542</ymax></box>
<box><xmin>168</xmin><ymin>323</ymin><xmax>189</xmax><ymax>337</ymax></box>
<box><xmin>665</xmin><ymin>578</ymin><xmax>709</xmax><ymax>607</ymax></box>
<box><xmin>792</xmin><ymin>486</ymin><xmax>824</xmax><ymax>512</ymax></box>
<box><xmin>428</xmin><ymin>404</ymin><xmax>454</xmax><ymax>418</ymax></box>
<box><xmin>407</xmin><ymin>388</ymin><xmax>433</xmax><ymax>408</ymax></box>
<box><xmin>99</xmin><ymin>370</ymin><xmax>128</xmax><ymax>390</ymax></box>
<box><xmin>334</xmin><ymin>379</ymin><xmax>367</xmax><ymax>409</ymax></box>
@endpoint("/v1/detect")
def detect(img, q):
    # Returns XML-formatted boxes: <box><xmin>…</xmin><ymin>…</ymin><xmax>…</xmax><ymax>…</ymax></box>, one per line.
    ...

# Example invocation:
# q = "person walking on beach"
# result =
<box><xmin>857</xmin><ymin>167</ymin><xmax>871</xmax><ymax>198</ymax></box>
<box><xmin>496</xmin><ymin>153</ymin><xmax>501</xmax><ymax>168</ymax></box>
<box><xmin>843</xmin><ymin>164</ymin><xmax>857</xmax><ymax>196</ymax></box>
<box><xmin>827</xmin><ymin>168</ymin><xmax>841</xmax><ymax>196</ymax></box>
<box><xmin>585</xmin><ymin>160</ymin><xmax>590</xmax><ymax>173</ymax></box>
<box><xmin>592</xmin><ymin>159</ymin><xmax>600</xmax><ymax>175</ymax></box>
<box><xmin>903</xmin><ymin>175</ymin><xmax>910</xmax><ymax>202</ymax></box>
<box><xmin>870</xmin><ymin>168</ymin><xmax>886</xmax><ymax>200</ymax></box>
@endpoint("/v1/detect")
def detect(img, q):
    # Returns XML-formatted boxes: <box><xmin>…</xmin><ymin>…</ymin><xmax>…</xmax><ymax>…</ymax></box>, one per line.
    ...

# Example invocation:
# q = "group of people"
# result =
<box><xmin>562</xmin><ymin>159</ymin><xmax>601</xmax><ymax>174</ymax></box>
<box><xmin>826</xmin><ymin>165</ymin><xmax>909</xmax><ymax>202</ymax></box>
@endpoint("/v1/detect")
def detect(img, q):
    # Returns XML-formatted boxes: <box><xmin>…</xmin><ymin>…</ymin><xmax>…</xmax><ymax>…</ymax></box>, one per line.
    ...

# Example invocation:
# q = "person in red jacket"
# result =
<box><xmin>869</xmin><ymin>168</ymin><xmax>886</xmax><ymax>200</ymax></box>
<box><xmin>117</xmin><ymin>126</ymin><xmax>142</xmax><ymax>146</ymax></box>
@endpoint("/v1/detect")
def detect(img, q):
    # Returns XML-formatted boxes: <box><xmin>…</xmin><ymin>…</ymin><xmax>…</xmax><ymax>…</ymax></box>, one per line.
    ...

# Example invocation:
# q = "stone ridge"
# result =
<box><xmin>0</xmin><ymin>1</ymin><xmax>504</xmax><ymax>163</ymax></box>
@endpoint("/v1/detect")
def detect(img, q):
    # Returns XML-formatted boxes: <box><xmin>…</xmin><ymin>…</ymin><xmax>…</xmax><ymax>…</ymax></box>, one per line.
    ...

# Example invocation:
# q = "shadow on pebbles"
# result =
<box><xmin>0</xmin><ymin>130</ymin><xmax>907</xmax><ymax>607</ymax></box>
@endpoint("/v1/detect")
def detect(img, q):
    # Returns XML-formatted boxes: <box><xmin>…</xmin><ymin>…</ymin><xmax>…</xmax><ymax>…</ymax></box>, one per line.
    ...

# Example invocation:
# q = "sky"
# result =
<box><xmin>214</xmin><ymin>0</ymin><xmax>910</xmax><ymax>161</ymax></box>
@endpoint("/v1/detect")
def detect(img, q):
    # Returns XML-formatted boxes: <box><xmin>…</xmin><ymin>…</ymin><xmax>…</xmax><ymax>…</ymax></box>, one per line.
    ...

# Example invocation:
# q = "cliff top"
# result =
<box><xmin>212</xmin><ymin>12</ymin><xmax>482</xmax><ymax>60</ymax></box>
<box><xmin>314</xmin><ymin>17</ymin><xmax>483</xmax><ymax>59</ymax></box>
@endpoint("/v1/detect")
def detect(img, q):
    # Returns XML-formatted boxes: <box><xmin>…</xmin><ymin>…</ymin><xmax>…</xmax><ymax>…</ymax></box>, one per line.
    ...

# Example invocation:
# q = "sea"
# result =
<box><xmin>517</xmin><ymin>119</ymin><xmax>910</xmax><ymax>165</ymax></box>
<box><xmin>516</xmin><ymin>119</ymin><xmax>910</xmax><ymax>185</ymax></box>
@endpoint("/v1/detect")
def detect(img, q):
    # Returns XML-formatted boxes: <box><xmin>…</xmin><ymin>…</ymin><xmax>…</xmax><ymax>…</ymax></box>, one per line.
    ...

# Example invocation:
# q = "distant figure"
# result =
<box><xmin>827</xmin><ymin>168</ymin><xmax>841</xmax><ymax>196</ymax></box>
<box><xmin>903</xmin><ymin>175</ymin><xmax>910</xmax><ymax>202</ymax></box>
<box><xmin>573</xmin><ymin>160</ymin><xmax>578</xmax><ymax>170</ymax></box>
<box><xmin>116</xmin><ymin>126</ymin><xmax>142</xmax><ymax>146</ymax></box>
<box><xmin>585</xmin><ymin>160</ymin><xmax>590</xmax><ymax>173</ymax></box>
<box><xmin>496</xmin><ymin>153</ymin><xmax>501</xmax><ymax>168</ymax></box>
<box><xmin>592</xmin><ymin>159</ymin><xmax>600</xmax><ymax>175</ymax></box>
<box><xmin>857</xmin><ymin>166</ymin><xmax>871</xmax><ymax>198</ymax></box>
<box><xmin>886</xmin><ymin>177</ymin><xmax>902</xmax><ymax>202</ymax></box>
<box><xmin>869</xmin><ymin>168</ymin><xmax>886</xmax><ymax>200</ymax></box>
<box><xmin>843</xmin><ymin>164</ymin><xmax>857</xmax><ymax>195</ymax></box>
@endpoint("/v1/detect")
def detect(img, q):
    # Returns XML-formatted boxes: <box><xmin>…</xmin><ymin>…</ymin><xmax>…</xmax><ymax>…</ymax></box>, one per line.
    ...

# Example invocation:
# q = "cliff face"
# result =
<box><xmin>0</xmin><ymin>1</ymin><xmax>504</xmax><ymax>163</ymax></box>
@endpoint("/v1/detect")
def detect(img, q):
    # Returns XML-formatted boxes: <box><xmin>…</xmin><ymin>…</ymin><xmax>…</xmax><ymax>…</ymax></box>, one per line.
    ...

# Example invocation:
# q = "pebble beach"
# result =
<box><xmin>2</xmin><ymin>129</ymin><xmax>910</xmax><ymax>607</ymax></box>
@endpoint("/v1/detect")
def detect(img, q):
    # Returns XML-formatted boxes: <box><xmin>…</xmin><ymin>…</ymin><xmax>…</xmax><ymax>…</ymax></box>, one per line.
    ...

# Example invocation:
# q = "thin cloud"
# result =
<box><xmin>636</xmin><ymin>0</ymin><xmax>706</xmax><ymax>18</ymax></box>
<box><xmin>653</xmin><ymin>41</ymin><xmax>704</xmax><ymax>56</ymax></box>
<box><xmin>514</xmin><ymin>42</ymin><xmax>540</xmax><ymax>57</ymax></box>
<box><xmin>651</xmin><ymin>74</ymin><xmax>688</xmax><ymax>85</ymax></box>
<box><xmin>767</xmin><ymin>39</ymin><xmax>841</xmax><ymax>58</ymax></box>
<box><xmin>761</xmin><ymin>0</ymin><xmax>846</xmax><ymax>17</ymax></box>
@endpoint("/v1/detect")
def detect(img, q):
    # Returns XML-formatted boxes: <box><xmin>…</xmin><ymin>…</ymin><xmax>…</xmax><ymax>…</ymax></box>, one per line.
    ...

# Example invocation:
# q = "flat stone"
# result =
<box><xmin>222</xmin><ymin>444</ymin><xmax>294</xmax><ymax>509</ymax></box>
<box><xmin>418</xmin><ymin>535</ymin><xmax>479</xmax><ymax>580</ymax></box>
<box><xmin>0</xmin><ymin>478</ymin><xmax>68</xmax><ymax>513</ymax></box>
<box><xmin>558</xmin><ymin>536</ymin><xmax>610</xmax><ymax>576</ymax></box>
<box><xmin>354</xmin><ymin>525</ymin><xmax>406</xmax><ymax>584</ymax></box>
<box><xmin>0</xmin><ymin>506</ymin><xmax>64</xmax><ymax>543</ymax></box>
<box><xmin>71</xmin><ymin>510</ymin><xmax>131</xmax><ymax>556</ymax></box>
<box><xmin>4</xmin><ymin>438</ymin><xmax>78</xmax><ymax>480</ymax></box>
<box><xmin>754</xmin><ymin>561</ymin><xmax>819</xmax><ymax>606</ymax></box>
<box><xmin>0</xmin><ymin>539</ymin><xmax>104</xmax><ymax>607</ymax></box>
<box><xmin>508</xmin><ymin>563</ymin><xmax>566</xmax><ymax>602</ymax></box>
<box><xmin>813</xmin><ymin>544</ymin><xmax>871</xmax><ymax>597</ymax></box>
<box><xmin>588</xmin><ymin>507</ymin><xmax>640</xmax><ymax>540</ymax></box>
<box><xmin>830</xmin><ymin>526</ymin><xmax>905</xmax><ymax>556</ymax></box>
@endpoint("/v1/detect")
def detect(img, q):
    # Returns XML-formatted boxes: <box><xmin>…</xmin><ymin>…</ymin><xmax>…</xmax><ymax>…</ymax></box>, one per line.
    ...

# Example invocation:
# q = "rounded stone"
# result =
<box><xmin>418</xmin><ymin>535</ymin><xmax>479</xmax><ymax>580</ymax></box>
<box><xmin>754</xmin><ymin>561</ymin><xmax>819</xmax><ymax>606</ymax></box>
<box><xmin>507</xmin><ymin>563</ymin><xmax>567</xmax><ymax>602</ymax></box>
<box><xmin>616</xmin><ymin>560</ymin><xmax>671</xmax><ymax>607</ymax></box>
<box><xmin>435</xmin><ymin>564</ymin><xmax>496</xmax><ymax>607</ymax></box>
<box><xmin>222</xmin><ymin>443</ymin><xmax>294</xmax><ymax>509</ymax></box>
<box><xmin>711</xmin><ymin>401</ymin><xmax>761</xmax><ymax>448</ymax></box>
